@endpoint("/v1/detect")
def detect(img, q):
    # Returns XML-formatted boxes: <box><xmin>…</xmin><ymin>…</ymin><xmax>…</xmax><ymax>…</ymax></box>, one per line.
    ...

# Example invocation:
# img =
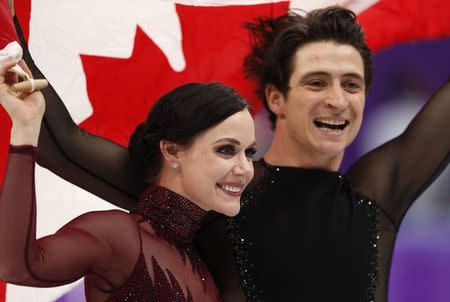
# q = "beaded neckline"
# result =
<box><xmin>261</xmin><ymin>158</ymin><xmax>342</xmax><ymax>176</ymax></box>
<box><xmin>110</xmin><ymin>185</ymin><xmax>215</xmax><ymax>300</ymax></box>
<box><xmin>131</xmin><ymin>185</ymin><xmax>210</xmax><ymax>288</ymax></box>
<box><xmin>132</xmin><ymin>185</ymin><xmax>207</xmax><ymax>246</ymax></box>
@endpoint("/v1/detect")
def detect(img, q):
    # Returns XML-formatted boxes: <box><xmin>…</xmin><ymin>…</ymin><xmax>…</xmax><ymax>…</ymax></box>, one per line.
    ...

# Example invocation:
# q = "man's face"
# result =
<box><xmin>273</xmin><ymin>41</ymin><xmax>366</xmax><ymax>162</ymax></box>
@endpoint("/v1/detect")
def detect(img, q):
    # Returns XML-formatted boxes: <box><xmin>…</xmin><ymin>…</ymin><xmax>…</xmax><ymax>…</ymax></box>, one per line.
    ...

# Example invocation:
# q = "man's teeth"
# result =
<box><xmin>219</xmin><ymin>184</ymin><xmax>242</xmax><ymax>193</ymax></box>
<box><xmin>315</xmin><ymin>119</ymin><xmax>346</xmax><ymax>126</ymax></box>
<box><xmin>314</xmin><ymin>119</ymin><xmax>348</xmax><ymax>130</ymax></box>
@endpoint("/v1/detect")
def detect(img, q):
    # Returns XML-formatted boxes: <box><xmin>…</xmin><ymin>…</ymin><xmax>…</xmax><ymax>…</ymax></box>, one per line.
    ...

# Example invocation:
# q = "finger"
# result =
<box><xmin>18</xmin><ymin>59</ymin><xmax>33</xmax><ymax>79</ymax></box>
<box><xmin>12</xmin><ymin>79</ymin><xmax>48</xmax><ymax>93</ymax></box>
<box><xmin>5</xmin><ymin>69</ymin><xmax>19</xmax><ymax>85</ymax></box>
<box><xmin>0</xmin><ymin>60</ymin><xmax>18</xmax><ymax>78</ymax></box>
<box><xmin>0</xmin><ymin>83</ymin><xmax>17</xmax><ymax>108</ymax></box>
<box><xmin>0</xmin><ymin>61</ymin><xmax>19</xmax><ymax>88</ymax></box>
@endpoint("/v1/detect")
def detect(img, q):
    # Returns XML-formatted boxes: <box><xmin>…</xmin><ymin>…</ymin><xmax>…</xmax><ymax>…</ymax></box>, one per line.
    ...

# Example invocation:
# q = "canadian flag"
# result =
<box><xmin>0</xmin><ymin>0</ymin><xmax>449</xmax><ymax>301</ymax></box>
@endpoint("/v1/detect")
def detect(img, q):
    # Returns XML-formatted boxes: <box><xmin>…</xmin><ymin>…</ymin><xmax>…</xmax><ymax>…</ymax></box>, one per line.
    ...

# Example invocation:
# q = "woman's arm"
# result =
<box><xmin>0</xmin><ymin>61</ymin><xmax>127</xmax><ymax>287</ymax></box>
<box><xmin>0</xmin><ymin>146</ymin><xmax>130</xmax><ymax>287</ymax></box>
<box><xmin>0</xmin><ymin>147</ymin><xmax>109</xmax><ymax>286</ymax></box>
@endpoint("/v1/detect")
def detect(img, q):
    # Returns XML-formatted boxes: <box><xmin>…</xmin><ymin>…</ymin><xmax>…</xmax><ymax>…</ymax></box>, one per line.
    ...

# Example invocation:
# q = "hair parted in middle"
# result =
<box><xmin>244</xmin><ymin>6</ymin><xmax>373</xmax><ymax>128</ymax></box>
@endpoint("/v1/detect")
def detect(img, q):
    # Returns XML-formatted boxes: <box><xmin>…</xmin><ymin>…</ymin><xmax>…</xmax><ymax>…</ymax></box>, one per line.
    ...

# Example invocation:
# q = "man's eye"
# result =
<box><xmin>344</xmin><ymin>81</ymin><xmax>362</xmax><ymax>92</ymax></box>
<box><xmin>307</xmin><ymin>80</ymin><xmax>326</xmax><ymax>89</ymax></box>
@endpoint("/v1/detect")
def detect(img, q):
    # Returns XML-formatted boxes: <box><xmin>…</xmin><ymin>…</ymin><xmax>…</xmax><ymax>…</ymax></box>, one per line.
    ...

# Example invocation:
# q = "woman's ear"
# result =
<box><xmin>265</xmin><ymin>83</ymin><xmax>286</xmax><ymax>118</ymax></box>
<box><xmin>160</xmin><ymin>140</ymin><xmax>182</xmax><ymax>167</ymax></box>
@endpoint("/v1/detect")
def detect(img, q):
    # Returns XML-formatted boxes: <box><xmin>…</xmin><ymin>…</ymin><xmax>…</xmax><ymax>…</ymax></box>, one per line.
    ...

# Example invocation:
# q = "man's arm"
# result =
<box><xmin>346</xmin><ymin>80</ymin><xmax>450</xmax><ymax>226</ymax></box>
<box><xmin>14</xmin><ymin>15</ymin><xmax>145</xmax><ymax>210</ymax></box>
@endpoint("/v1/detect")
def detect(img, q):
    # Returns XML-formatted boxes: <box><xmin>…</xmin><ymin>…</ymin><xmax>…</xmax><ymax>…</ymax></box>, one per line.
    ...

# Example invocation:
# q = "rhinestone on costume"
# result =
<box><xmin>228</xmin><ymin>162</ymin><xmax>276</xmax><ymax>302</ymax></box>
<box><xmin>353</xmin><ymin>192</ymin><xmax>380</xmax><ymax>302</ymax></box>
<box><xmin>229</xmin><ymin>159</ymin><xmax>383</xmax><ymax>301</ymax></box>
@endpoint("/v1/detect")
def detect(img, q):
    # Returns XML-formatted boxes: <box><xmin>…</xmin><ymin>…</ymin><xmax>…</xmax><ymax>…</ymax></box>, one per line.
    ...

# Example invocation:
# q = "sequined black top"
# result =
<box><xmin>228</xmin><ymin>160</ymin><xmax>382</xmax><ymax>301</ymax></box>
<box><xmin>14</xmin><ymin>15</ymin><xmax>450</xmax><ymax>302</ymax></box>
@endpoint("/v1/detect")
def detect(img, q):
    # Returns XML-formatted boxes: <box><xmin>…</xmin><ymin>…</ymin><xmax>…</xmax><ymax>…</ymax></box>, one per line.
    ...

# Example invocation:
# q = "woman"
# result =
<box><xmin>0</xmin><ymin>58</ymin><xmax>256</xmax><ymax>301</ymax></box>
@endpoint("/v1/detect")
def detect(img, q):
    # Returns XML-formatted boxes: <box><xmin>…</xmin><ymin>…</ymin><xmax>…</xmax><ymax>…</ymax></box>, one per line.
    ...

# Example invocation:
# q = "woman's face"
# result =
<box><xmin>176</xmin><ymin>109</ymin><xmax>256</xmax><ymax>217</ymax></box>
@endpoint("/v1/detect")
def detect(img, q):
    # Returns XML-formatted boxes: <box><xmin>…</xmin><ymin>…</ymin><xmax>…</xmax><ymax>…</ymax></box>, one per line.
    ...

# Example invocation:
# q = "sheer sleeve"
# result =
<box><xmin>0</xmin><ymin>145</ymin><xmax>114</xmax><ymax>287</ymax></box>
<box><xmin>346</xmin><ymin>80</ymin><xmax>450</xmax><ymax>227</ymax></box>
<box><xmin>14</xmin><ymin>16</ymin><xmax>145</xmax><ymax>210</ymax></box>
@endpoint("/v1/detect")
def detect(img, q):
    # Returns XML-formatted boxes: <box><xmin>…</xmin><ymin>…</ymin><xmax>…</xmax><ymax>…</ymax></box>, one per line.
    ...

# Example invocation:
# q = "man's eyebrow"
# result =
<box><xmin>301</xmin><ymin>71</ymin><xmax>364</xmax><ymax>82</ymax></box>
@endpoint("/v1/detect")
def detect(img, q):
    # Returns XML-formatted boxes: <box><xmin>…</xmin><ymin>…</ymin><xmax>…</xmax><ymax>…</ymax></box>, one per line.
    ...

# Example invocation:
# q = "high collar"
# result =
<box><xmin>132</xmin><ymin>185</ymin><xmax>207</xmax><ymax>246</ymax></box>
<box><xmin>256</xmin><ymin>158</ymin><xmax>344</xmax><ymax>190</ymax></box>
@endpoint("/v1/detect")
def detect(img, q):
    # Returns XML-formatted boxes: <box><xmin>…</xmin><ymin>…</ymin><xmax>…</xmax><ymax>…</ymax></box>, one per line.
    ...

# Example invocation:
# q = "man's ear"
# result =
<box><xmin>265</xmin><ymin>84</ymin><xmax>286</xmax><ymax>118</ymax></box>
<box><xmin>160</xmin><ymin>140</ymin><xmax>182</xmax><ymax>165</ymax></box>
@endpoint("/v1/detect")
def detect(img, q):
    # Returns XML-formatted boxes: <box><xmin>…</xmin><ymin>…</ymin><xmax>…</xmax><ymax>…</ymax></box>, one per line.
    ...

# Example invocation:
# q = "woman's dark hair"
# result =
<box><xmin>244</xmin><ymin>6</ymin><xmax>373</xmax><ymax>128</ymax></box>
<box><xmin>129</xmin><ymin>82</ymin><xmax>249</xmax><ymax>182</ymax></box>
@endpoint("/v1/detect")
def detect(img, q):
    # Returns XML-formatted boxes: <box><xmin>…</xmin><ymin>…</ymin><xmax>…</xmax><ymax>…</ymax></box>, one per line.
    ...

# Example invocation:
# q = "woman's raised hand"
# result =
<box><xmin>0</xmin><ymin>59</ymin><xmax>45</xmax><ymax>146</ymax></box>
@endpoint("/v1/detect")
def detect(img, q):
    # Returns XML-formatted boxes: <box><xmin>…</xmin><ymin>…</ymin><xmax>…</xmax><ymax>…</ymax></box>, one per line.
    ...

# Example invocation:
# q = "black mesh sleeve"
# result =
<box><xmin>14</xmin><ymin>16</ymin><xmax>147</xmax><ymax>210</ymax></box>
<box><xmin>346</xmin><ymin>79</ymin><xmax>450</xmax><ymax>227</ymax></box>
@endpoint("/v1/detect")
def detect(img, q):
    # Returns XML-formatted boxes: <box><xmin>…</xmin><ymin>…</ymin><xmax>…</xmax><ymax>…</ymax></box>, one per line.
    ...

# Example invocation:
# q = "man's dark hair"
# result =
<box><xmin>244</xmin><ymin>6</ymin><xmax>373</xmax><ymax>128</ymax></box>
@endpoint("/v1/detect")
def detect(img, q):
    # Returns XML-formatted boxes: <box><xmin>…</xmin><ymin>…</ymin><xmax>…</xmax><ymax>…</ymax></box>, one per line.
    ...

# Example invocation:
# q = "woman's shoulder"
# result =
<box><xmin>64</xmin><ymin>209</ymin><xmax>132</xmax><ymax>226</ymax></box>
<box><xmin>58</xmin><ymin>210</ymin><xmax>140</xmax><ymax>244</ymax></box>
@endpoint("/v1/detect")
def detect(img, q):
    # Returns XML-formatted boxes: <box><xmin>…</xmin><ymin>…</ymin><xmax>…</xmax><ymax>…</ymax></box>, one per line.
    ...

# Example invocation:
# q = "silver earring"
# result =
<box><xmin>170</xmin><ymin>161</ymin><xmax>178</xmax><ymax>169</ymax></box>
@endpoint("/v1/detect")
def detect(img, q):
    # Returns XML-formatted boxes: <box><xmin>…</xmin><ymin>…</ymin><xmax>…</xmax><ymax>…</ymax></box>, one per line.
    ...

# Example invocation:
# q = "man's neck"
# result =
<box><xmin>264</xmin><ymin>127</ymin><xmax>343</xmax><ymax>171</ymax></box>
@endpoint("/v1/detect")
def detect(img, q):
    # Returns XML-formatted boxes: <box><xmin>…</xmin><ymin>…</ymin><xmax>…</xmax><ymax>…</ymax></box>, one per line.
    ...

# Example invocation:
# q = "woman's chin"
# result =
<box><xmin>216</xmin><ymin>202</ymin><xmax>241</xmax><ymax>217</ymax></box>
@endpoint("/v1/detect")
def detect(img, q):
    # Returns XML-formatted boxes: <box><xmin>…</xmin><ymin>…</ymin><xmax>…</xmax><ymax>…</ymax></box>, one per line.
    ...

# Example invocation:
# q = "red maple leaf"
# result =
<box><xmin>79</xmin><ymin>3</ymin><xmax>289</xmax><ymax>146</ymax></box>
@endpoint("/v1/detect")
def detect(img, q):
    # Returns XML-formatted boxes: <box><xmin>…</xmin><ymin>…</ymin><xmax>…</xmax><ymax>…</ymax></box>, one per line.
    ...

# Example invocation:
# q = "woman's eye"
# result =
<box><xmin>245</xmin><ymin>147</ymin><xmax>257</xmax><ymax>159</ymax></box>
<box><xmin>216</xmin><ymin>145</ymin><xmax>236</xmax><ymax>156</ymax></box>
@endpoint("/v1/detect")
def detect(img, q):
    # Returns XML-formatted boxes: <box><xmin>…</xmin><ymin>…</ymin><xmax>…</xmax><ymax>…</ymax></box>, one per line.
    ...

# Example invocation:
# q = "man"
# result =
<box><xmin>11</xmin><ymin>5</ymin><xmax>450</xmax><ymax>302</ymax></box>
<box><xmin>199</xmin><ymin>7</ymin><xmax>449</xmax><ymax>301</ymax></box>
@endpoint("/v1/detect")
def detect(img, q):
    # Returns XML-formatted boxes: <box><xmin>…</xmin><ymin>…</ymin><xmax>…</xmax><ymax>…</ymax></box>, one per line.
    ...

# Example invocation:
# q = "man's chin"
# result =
<box><xmin>314</xmin><ymin>142</ymin><xmax>347</xmax><ymax>160</ymax></box>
